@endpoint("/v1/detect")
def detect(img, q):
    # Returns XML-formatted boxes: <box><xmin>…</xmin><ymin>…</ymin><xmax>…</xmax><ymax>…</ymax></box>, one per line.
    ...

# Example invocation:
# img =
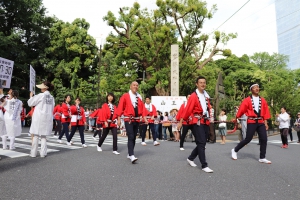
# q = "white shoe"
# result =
<box><xmin>57</xmin><ymin>139</ymin><xmax>62</xmax><ymax>144</ymax></box>
<box><xmin>113</xmin><ymin>151</ymin><xmax>120</xmax><ymax>155</ymax></box>
<box><xmin>82</xmin><ymin>144</ymin><xmax>87</xmax><ymax>148</ymax></box>
<box><xmin>127</xmin><ymin>154</ymin><xmax>131</xmax><ymax>159</ymax></box>
<box><xmin>97</xmin><ymin>146</ymin><xmax>102</xmax><ymax>152</ymax></box>
<box><xmin>70</xmin><ymin>141</ymin><xmax>74</xmax><ymax>144</ymax></box>
<box><xmin>258</xmin><ymin>158</ymin><xmax>271</xmax><ymax>164</ymax></box>
<box><xmin>10</xmin><ymin>147</ymin><xmax>16</xmax><ymax>150</ymax></box>
<box><xmin>180</xmin><ymin>148</ymin><xmax>185</xmax><ymax>151</ymax></box>
<box><xmin>202</xmin><ymin>167</ymin><xmax>213</xmax><ymax>173</ymax></box>
<box><xmin>93</xmin><ymin>136</ymin><xmax>98</xmax><ymax>141</ymax></box>
<box><xmin>66</xmin><ymin>142</ymin><xmax>72</xmax><ymax>146</ymax></box>
<box><xmin>231</xmin><ymin>149</ymin><xmax>237</xmax><ymax>160</ymax></box>
<box><xmin>187</xmin><ymin>159</ymin><xmax>197</xmax><ymax>167</ymax></box>
<box><xmin>53</xmin><ymin>135</ymin><xmax>58</xmax><ymax>138</ymax></box>
<box><xmin>40</xmin><ymin>155</ymin><xmax>47</xmax><ymax>158</ymax></box>
<box><xmin>130</xmin><ymin>155</ymin><xmax>138</xmax><ymax>163</ymax></box>
<box><xmin>153</xmin><ymin>141</ymin><xmax>160</xmax><ymax>146</ymax></box>
<box><xmin>141</xmin><ymin>142</ymin><xmax>147</xmax><ymax>146</ymax></box>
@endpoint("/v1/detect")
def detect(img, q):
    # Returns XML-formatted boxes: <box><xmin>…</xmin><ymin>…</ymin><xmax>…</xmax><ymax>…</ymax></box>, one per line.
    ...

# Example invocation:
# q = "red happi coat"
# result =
<box><xmin>181</xmin><ymin>92</ymin><xmax>211</xmax><ymax>126</ymax></box>
<box><xmin>176</xmin><ymin>103</ymin><xmax>195</xmax><ymax>125</ymax></box>
<box><xmin>89</xmin><ymin>108</ymin><xmax>102</xmax><ymax>125</ymax></box>
<box><xmin>236</xmin><ymin>96</ymin><xmax>270</xmax><ymax>124</ymax></box>
<box><xmin>61</xmin><ymin>102</ymin><xmax>71</xmax><ymax>123</ymax></box>
<box><xmin>100</xmin><ymin>103</ymin><xmax>118</xmax><ymax>128</ymax></box>
<box><xmin>53</xmin><ymin>104</ymin><xmax>62</xmax><ymax>120</ymax></box>
<box><xmin>143</xmin><ymin>103</ymin><xmax>157</xmax><ymax>123</ymax></box>
<box><xmin>117</xmin><ymin>93</ymin><xmax>144</xmax><ymax>122</ymax></box>
<box><xmin>70</xmin><ymin>105</ymin><xmax>86</xmax><ymax>126</ymax></box>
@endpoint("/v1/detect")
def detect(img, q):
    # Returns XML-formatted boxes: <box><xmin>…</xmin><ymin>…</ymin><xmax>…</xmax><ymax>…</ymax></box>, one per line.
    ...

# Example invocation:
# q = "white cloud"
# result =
<box><xmin>43</xmin><ymin>0</ymin><xmax>278</xmax><ymax>57</ymax></box>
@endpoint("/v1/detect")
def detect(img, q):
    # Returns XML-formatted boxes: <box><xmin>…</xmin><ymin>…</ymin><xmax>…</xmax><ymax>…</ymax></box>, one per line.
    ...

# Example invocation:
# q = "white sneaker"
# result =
<box><xmin>187</xmin><ymin>159</ymin><xmax>197</xmax><ymax>167</ymax></box>
<box><xmin>66</xmin><ymin>142</ymin><xmax>72</xmax><ymax>146</ymax></box>
<box><xmin>153</xmin><ymin>141</ymin><xmax>160</xmax><ymax>146</ymax></box>
<box><xmin>53</xmin><ymin>135</ymin><xmax>58</xmax><ymax>138</ymax></box>
<box><xmin>127</xmin><ymin>154</ymin><xmax>131</xmax><ymax>159</ymax></box>
<box><xmin>202</xmin><ymin>167</ymin><xmax>213</xmax><ymax>173</ymax></box>
<box><xmin>231</xmin><ymin>149</ymin><xmax>237</xmax><ymax>160</ymax></box>
<box><xmin>70</xmin><ymin>141</ymin><xmax>74</xmax><ymax>144</ymax></box>
<box><xmin>130</xmin><ymin>155</ymin><xmax>138</xmax><ymax>163</ymax></box>
<box><xmin>93</xmin><ymin>136</ymin><xmax>98</xmax><ymax>141</ymax></box>
<box><xmin>141</xmin><ymin>142</ymin><xmax>147</xmax><ymax>146</ymax></box>
<box><xmin>112</xmin><ymin>151</ymin><xmax>120</xmax><ymax>155</ymax></box>
<box><xmin>258</xmin><ymin>158</ymin><xmax>272</xmax><ymax>164</ymax></box>
<box><xmin>57</xmin><ymin>139</ymin><xmax>62</xmax><ymax>144</ymax></box>
<box><xmin>97</xmin><ymin>146</ymin><xmax>102</xmax><ymax>152</ymax></box>
<box><xmin>180</xmin><ymin>148</ymin><xmax>185</xmax><ymax>151</ymax></box>
<box><xmin>10</xmin><ymin>147</ymin><xmax>16</xmax><ymax>150</ymax></box>
<box><xmin>82</xmin><ymin>144</ymin><xmax>87</xmax><ymax>148</ymax></box>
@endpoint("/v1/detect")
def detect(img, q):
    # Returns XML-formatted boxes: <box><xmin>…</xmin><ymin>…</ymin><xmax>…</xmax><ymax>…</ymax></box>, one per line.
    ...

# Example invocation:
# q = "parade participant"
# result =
<box><xmin>117</xmin><ymin>81</ymin><xmax>144</xmax><ymax>163</ymax></box>
<box><xmin>1</xmin><ymin>90</ymin><xmax>23</xmax><ymax>150</ymax></box>
<box><xmin>276</xmin><ymin>107</ymin><xmax>289</xmax><ymax>148</ymax></box>
<box><xmin>89</xmin><ymin>107</ymin><xmax>103</xmax><ymax>140</ymax></box>
<box><xmin>177</xmin><ymin>94</ymin><xmax>194</xmax><ymax>150</ymax></box>
<box><xmin>67</xmin><ymin>97</ymin><xmax>87</xmax><ymax>147</ymax></box>
<box><xmin>28</xmin><ymin>81</ymin><xmax>55</xmax><ymax>157</ymax></box>
<box><xmin>20</xmin><ymin>104</ymin><xmax>26</xmax><ymax>127</ymax></box>
<box><xmin>141</xmin><ymin>96</ymin><xmax>160</xmax><ymax>146</ymax></box>
<box><xmin>218</xmin><ymin>109</ymin><xmax>227</xmax><ymax>144</ymax></box>
<box><xmin>57</xmin><ymin>95</ymin><xmax>71</xmax><ymax>144</ymax></box>
<box><xmin>97</xmin><ymin>93</ymin><xmax>119</xmax><ymax>154</ymax></box>
<box><xmin>177</xmin><ymin>76</ymin><xmax>213</xmax><ymax>173</ymax></box>
<box><xmin>53</xmin><ymin>102</ymin><xmax>62</xmax><ymax>138</ymax></box>
<box><xmin>231</xmin><ymin>84</ymin><xmax>271</xmax><ymax>164</ymax></box>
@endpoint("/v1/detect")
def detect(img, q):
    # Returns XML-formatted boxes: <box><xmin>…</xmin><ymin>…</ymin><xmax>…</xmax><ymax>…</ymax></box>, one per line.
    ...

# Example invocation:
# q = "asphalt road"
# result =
<box><xmin>0</xmin><ymin>128</ymin><xmax>299</xmax><ymax>200</ymax></box>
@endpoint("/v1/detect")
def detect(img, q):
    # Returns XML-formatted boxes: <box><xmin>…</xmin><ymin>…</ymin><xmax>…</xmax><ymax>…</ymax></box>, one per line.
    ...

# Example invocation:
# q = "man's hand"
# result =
<box><xmin>117</xmin><ymin>118</ymin><xmax>121</xmax><ymax>127</ymax></box>
<box><xmin>177</xmin><ymin>122</ymin><xmax>182</xmax><ymax>130</ymax></box>
<box><xmin>30</xmin><ymin>91</ymin><xmax>34</xmax><ymax>98</ymax></box>
<box><xmin>105</xmin><ymin>122</ymin><xmax>108</xmax><ymax>127</ymax></box>
<box><xmin>265</xmin><ymin>124</ymin><xmax>269</xmax><ymax>130</ymax></box>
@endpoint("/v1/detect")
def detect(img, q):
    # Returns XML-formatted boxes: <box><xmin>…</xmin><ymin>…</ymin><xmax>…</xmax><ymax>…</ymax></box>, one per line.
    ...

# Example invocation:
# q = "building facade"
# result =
<box><xmin>275</xmin><ymin>0</ymin><xmax>300</xmax><ymax>69</ymax></box>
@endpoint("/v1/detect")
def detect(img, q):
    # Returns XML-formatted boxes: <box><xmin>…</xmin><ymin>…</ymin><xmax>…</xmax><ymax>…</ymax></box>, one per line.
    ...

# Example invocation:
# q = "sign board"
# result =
<box><xmin>29</xmin><ymin>65</ymin><xmax>36</xmax><ymax>94</ymax></box>
<box><xmin>0</xmin><ymin>57</ymin><xmax>14</xmax><ymax>88</ymax></box>
<box><xmin>151</xmin><ymin>96</ymin><xmax>186</xmax><ymax>114</ymax></box>
<box><xmin>171</xmin><ymin>44</ymin><xmax>179</xmax><ymax>96</ymax></box>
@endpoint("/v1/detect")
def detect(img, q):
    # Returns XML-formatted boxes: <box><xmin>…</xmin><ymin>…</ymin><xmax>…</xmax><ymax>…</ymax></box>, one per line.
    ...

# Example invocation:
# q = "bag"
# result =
<box><xmin>219</xmin><ymin>123</ymin><xmax>226</xmax><ymax>128</ymax></box>
<box><xmin>162</xmin><ymin>122</ymin><xmax>171</xmax><ymax>127</ymax></box>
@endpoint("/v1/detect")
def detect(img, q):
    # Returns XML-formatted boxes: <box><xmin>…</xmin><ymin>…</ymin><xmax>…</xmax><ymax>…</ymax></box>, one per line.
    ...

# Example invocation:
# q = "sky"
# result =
<box><xmin>42</xmin><ymin>0</ymin><xmax>278</xmax><ymax>58</ymax></box>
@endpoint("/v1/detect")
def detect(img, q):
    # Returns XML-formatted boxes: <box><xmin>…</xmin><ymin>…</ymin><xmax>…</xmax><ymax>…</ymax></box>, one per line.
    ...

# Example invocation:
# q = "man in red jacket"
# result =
<box><xmin>231</xmin><ymin>84</ymin><xmax>271</xmax><ymax>164</ymax></box>
<box><xmin>117</xmin><ymin>81</ymin><xmax>144</xmax><ymax>163</ymax></box>
<box><xmin>177</xmin><ymin>76</ymin><xmax>213</xmax><ymax>173</ymax></box>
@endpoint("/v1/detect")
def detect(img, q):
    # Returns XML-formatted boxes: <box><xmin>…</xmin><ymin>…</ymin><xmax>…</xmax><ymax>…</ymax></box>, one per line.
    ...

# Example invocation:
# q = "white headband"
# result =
<box><xmin>249</xmin><ymin>84</ymin><xmax>259</xmax><ymax>90</ymax></box>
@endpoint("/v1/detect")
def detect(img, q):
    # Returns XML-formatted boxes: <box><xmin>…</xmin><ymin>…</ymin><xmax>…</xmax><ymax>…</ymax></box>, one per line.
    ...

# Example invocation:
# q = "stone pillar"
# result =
<box><xmin>171</xmin><ymin>44</ymin><xmax>179</xmax><ymax>96</ymax></box>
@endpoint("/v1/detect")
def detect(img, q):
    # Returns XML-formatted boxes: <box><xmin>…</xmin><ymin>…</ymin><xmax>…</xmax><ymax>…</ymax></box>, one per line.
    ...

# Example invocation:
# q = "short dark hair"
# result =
<box><xmin>106</xmin><ymin>92</ymin><xmax>116</xmax><ymax>104</ymax></box>
<box><xmin>196</xmin><ymin>76</ymin><xmax>206</xmax><ymax>83</ymax></box>
<box><xmin>12</xmin><ymin>90</ymin><xmax>19</xmax><ymax>98</ymax></box>
<box><xmin>145</xmin><ymin>96</ymin><xmax>151</xmax><ymax>100</ymax></box>
<box><xmin>221</xmin><ymin>108</ymin><xmax>226</xmax><ymax>114</ymax></box>
<box><xmin>64</xmin><ymin>94</ymin><xmax>71</xmax><ymax>102</ymax></box>
<box><xmin>75</xmin><ymin>97</ymin><xmax>81</xmax><ymax>101</ymax></box>
<box><xmin>43</xmin><ymin>81</ymin><xmax>54</xmax><ymax>91</ymax></box>
<box><xmin>281</xmin><ymin>107</ymin><xmax>286</xmax><ymax>111</ymax></box>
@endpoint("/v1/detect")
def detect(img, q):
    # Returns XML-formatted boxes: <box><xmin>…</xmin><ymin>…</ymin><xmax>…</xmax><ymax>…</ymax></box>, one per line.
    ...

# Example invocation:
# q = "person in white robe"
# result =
<box><xmin>28</xmin><ymin>81</ymin><xmax>55</xmax><ymax>158</ymax></box>
<box><xmin>1</xmin><ymin>90</ymin><xmax>23</xmax><ymax>150</ymax></box>
<box><xmin>0</xmin><ymin>89</ymin><xmax>7</xmax><ymax>158</ymax></box>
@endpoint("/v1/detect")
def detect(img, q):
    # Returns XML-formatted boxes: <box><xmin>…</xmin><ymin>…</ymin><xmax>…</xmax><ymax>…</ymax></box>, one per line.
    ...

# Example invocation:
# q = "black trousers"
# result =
<box><xmin>141</xmin><ymin>123</ymin><xmax>156</xmax><ymax>142</ymax></box>
<box><xmin>188</xmin><ymin>124</ymin><xmax>209</xmax><ymax>169</ymax></box>
<box><xmin>68</xmin><ymin>125</ymin><xmax>85</xmax><ymax>144</ymax></box>
<box><xmin>59</xmin><ymin>122</ymin><xmax>70</xmax><ymax>140</ymax></box>
<box><xmin>234</xmin><ymin>123</ymin><xmax>267</xmax><ymax>159</ymax></box>
<box><xmin>98</xmin><ymin>127</ymin><xmax>118</xmax><ymax>151</ymax></box>
<box><xmin>167</xmin><ymin>125</ymin><xmax>174</xmax><ymax>138</ymax></box>
<box><xmin>209</xmin><ymin>123</ymin><xmax>216</xmax><ymax>142</ymax></box>
<box><xmin>180</xmin><ymin>124</ymin><xmax>193</xmax><ymax>148</ymax></box>
<box><xmin>297</xmin><ymin>131</ymin><xmax>300</xmax><ymax>142</ymax></box>
<box><xmin>280</xmin><ymin>128</ymin><xmax>288</xmax><ymax>145</ymax></box>
<box><xmin>288</xmin><ymin>128</ymin><xmax>293</xmax><ymax>141</ymax></box>
<box><xmin>54</xmin><ymin>119</ymin><xmax>62</xmax><ymax>135</ymax></box>
<box><xmin>158</xmin><ymin>124</ymin><xmax>162</xmax><ymax>140</ymax></box>
<box><xmin>125</xmin><ymin>121</ymin><xmax>139</xmax><ymax>156</ymax></box>
<box><xmin>93</xmin><ymin>124</ymin><xmax>102</xmax><ymax>138</ymax></box>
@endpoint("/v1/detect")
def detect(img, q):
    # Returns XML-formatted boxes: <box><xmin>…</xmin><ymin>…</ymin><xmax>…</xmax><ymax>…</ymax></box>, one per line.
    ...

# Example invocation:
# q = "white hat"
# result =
<box><xmin>249</xmin><ymin>84</ymin><xmax>259</xmax><ymax>90</ymax></box>
<box><xmin>36</xmin><ymin>83</ymin><xmax>49</xmax><ymax>89</ymax></box>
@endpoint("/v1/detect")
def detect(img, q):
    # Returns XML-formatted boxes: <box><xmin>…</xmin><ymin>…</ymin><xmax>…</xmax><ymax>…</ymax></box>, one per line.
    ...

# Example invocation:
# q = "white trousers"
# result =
<box><xmin>1</xmin><ymin>135</ymin><xmax>15</xmax><ymax>150</ymax></box>
<box><xmin>30</xmin><ymin>135</ymin><xmax>47</xmax><ymax>157</ymax></box>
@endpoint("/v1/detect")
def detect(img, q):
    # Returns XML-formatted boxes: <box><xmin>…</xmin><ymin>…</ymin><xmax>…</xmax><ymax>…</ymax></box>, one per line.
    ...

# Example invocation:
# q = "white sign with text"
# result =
<box><xmin>151</xmin><ymin>96</ymin><xmax>187</xmax><ymax>114</ymax></box>
<box><xmin>0</xmin><ymin>57</ymin><xmax>14</xmax><ymax>88</ymax></box>
<box><xmin>29</xmin><ymin>65</ymin><xmax>36</xmax><ymax>94</ymax></box>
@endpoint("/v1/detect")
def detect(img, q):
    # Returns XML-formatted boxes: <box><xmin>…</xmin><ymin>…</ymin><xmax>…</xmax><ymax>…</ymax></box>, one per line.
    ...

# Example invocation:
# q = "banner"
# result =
<box><xmin>151</xmin><ymin>96</ymin><xmax>187</xmax><ymax>114</ymax></box>
<box><xmin>29</xmin><ymin>65</ymin><xmax>36</xmax><ymax>94</ymax></box>
<box><xmin>0</xmin><ymin>57</ymin><xmax>14</xmax><ymax>88</ymax></box>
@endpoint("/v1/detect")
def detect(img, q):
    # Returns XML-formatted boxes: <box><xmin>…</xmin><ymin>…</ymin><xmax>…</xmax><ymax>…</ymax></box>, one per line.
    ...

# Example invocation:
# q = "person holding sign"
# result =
<box><xmin>67</xmin><ymin>97</ymin><xmax>87</xmax><ymax>147</ymax></box>
<box><xmin>57</xmin><ymin>95</ymin><xmax>72</xmax><ymax>144</ymax></box>
<box><xmin>28</xmin><ymin>81</ymin><xmax>55</xmax><ymax>157</ymax></box>
<box><xmin>1</xmin><ymin>90</ymin><xmax>23</xmax><ymax>150</ymax></box>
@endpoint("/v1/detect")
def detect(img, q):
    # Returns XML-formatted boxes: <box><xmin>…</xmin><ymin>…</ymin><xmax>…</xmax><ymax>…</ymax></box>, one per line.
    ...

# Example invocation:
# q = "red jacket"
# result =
<box><xmin>176</xmin><ymin>103</ymin><xmax>195</xmax><ymax>125</ymax></box>
<box><xmin>100</xmin><ymin>103</ymin><xmax>118</xmax><ymax>128</ymax></box>
<box><xmin>70</xmin><ymin>105</ymin><xmax>86</xmax><ymax>126</ymax></box>
<box><xmin>27</xmin><ymin>107</ymin><xmax>35</xmax><ymax>117</ymax></box>
<box><xmin>53</xmin><ymin>104</ymin><xmax>62</xmax><ymax>120</ymax></box>
<box><xmin>181</xmin><ymin>92</ymin><xmax>211</xmax><ymax>125</ymax></box>
<box><xmin>89</xmin><ymin>108</ymin><xmax>102</xmax><ymax>124</ymax></box>
<box><xmin>117</xmin><ymin>93</ymin><xmax>144</xmax><ymax>122</ymax></box>
<box><xmin>143</xmin><ymin>103</ymin><xmax>157</xmax><ymax>123</ymax></box>
<box><xmin>236</xmin><ymin>96</ymin><xmax>270</xmax><ymax>124</ymax></box>
<box><xmin>61</xmin><ymin>102</ymin><xmax>71</xmax><ymax>123</ymax></box>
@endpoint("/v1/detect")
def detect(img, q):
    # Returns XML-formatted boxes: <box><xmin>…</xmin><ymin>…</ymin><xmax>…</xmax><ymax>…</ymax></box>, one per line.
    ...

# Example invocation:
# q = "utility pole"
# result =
<box><xmin>97</xmin><ymin>44</ymin><xmax>102</xmax><ymax>108</ymax></box>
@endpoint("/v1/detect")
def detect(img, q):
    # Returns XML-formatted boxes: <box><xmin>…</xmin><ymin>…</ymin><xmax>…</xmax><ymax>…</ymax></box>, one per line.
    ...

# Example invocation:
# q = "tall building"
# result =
<box><xmin>275</xmin><ymin>0</ymin><xmax>300</xmax><ymax>69</ymax></box>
